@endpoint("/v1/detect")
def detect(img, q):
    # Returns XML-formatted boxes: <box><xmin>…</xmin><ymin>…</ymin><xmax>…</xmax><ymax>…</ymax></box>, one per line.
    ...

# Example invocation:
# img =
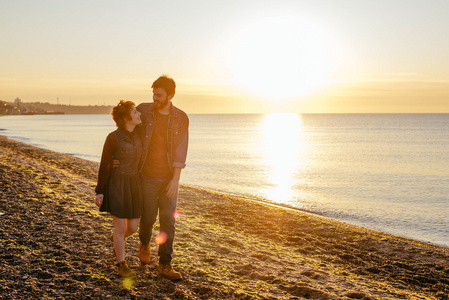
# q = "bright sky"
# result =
<box><xmin>1</xmin><ymin>0</ymin><xmax>448</xmax><ymax>113</ymax></box>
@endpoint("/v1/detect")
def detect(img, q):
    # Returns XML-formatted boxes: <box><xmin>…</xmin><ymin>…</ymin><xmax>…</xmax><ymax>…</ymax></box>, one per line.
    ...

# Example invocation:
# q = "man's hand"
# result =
<box><xmin>166</xmin><ymin>178</ymin><xmax>179</xmax><ymax>198</ymax></box>
<box><xmin>95</xmin><ymin>194</ymin><xmax>104</xmax><ymax>207</ymax></box>
<box><xmin>166</xmin><ymin>167</ymin><xmax>182</xmax><ymax>198</ymax></box>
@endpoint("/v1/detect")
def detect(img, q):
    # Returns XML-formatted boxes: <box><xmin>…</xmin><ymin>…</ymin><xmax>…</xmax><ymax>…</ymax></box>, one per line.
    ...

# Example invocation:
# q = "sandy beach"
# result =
<box><xmin>0</xmin><ymin>135</ymin><xmax>448</xmax><ymax>300</ymax></box>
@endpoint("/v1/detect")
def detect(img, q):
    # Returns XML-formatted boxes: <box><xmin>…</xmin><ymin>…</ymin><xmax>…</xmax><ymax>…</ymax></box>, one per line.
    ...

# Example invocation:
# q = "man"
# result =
<box><xmin>136</xmin><ymin>75</ymin><xmax>189</xmax><ymax>281</ymax></box>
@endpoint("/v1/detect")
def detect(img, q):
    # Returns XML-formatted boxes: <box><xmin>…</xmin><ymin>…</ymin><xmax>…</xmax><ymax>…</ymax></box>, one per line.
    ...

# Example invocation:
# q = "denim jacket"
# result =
<box><xmin>136</xmin><ymin>102</ymin><xmax>189</xmax><ymax>174</ymax></box>
<box><xmin>112</xmin><ymin>128</ymin><xmax>142</xmax><ymax>175</ymax></box>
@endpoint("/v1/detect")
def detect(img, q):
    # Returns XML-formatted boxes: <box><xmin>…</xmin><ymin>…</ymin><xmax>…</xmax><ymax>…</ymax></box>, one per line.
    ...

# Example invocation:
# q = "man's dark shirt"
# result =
<box><xmin>141</xmin><ymin>111</ymin><xmax>171</xmax><ymax>178</ymax></box>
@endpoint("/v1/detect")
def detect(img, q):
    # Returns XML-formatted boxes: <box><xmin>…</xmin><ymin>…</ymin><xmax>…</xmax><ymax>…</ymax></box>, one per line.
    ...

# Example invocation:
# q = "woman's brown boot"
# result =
<box><xmin>117</xmin><ymin>261</ymin><xmax>136</xmax><ymax>278</ymax></box>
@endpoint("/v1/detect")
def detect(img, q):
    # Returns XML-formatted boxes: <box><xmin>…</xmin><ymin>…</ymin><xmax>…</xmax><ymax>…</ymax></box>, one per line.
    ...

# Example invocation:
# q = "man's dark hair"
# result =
<box><xmin>152</xmin><ymin>75</ymin><xmax>176</xmax><ymax>97</ymax></box>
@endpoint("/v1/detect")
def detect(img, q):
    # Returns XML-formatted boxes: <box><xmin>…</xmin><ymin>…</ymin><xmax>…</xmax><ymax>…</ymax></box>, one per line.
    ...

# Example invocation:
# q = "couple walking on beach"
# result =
<box><xmin>94</xmin><ymin>75</ymin><xmax>189</xmax><ymax>280</ymax></box>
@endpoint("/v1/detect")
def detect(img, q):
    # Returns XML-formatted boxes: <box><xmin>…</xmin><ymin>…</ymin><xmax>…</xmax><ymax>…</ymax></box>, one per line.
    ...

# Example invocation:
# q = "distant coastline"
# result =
<box><xmin>0</xmin><ymin>98</ymin><xmax>112</xmax><ymax>115</ymax></box>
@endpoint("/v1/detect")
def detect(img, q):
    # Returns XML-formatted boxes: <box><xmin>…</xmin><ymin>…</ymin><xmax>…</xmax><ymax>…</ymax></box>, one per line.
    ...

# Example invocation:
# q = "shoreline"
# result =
<box><xmin>1</xmin><ymin>135</ymin><xmax>448</xmax><ymax>299</ymax></box>
<box><xmin>1</xmin><ymin>117</ymin><xmax>447</xmax><ymax>250</ymax></box>
<box><xmin>182</xmin><ymin>183</ymin><xmax>449</xmax><ymax>249</ymax></box>
<box><xmin>3</xmin><ymin>130</ymin><xmax>444</xmax><ymax>248</ymax></box>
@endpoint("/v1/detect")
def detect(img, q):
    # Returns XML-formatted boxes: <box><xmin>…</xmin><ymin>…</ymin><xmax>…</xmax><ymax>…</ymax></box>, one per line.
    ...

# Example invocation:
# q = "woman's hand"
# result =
<box><xmin>95</xmin><ymin>194</ymin><xmax>104</xmax><ymax>207</ymax></box>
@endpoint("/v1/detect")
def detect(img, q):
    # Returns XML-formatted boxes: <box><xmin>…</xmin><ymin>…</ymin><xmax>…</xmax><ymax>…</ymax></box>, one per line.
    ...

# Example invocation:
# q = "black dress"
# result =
<box><xmin>97</xmin><ymin>128</ymin><xmax>142</xmax><ymax>219</ymax></box>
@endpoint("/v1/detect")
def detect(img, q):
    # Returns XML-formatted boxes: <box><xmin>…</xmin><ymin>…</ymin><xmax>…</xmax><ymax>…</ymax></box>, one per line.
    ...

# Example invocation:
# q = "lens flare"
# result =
<box><xmin>155</xmin><ymin>232</ymin><xmax>168</xmax><ymax>245</ymax></box>
<box><xmin>122</xmin><ymin>277</ymin><xmax>134</xmax><ymax>289</ymax></box>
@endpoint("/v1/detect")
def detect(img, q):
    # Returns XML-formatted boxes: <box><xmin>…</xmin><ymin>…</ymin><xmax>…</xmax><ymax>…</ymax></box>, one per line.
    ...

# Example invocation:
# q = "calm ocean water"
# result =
<box><xmin>1</xmin><ymin>113</ymin><xmax>448</xmax><ymax>247</ymax></box>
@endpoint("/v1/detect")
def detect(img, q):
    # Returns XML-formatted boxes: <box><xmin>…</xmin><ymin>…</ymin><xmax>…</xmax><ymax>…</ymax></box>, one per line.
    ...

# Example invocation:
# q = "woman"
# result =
<box><xmin>95</xmin><ymin>100</ymin><xmax>142</xmax><ymax>278</ymax></box>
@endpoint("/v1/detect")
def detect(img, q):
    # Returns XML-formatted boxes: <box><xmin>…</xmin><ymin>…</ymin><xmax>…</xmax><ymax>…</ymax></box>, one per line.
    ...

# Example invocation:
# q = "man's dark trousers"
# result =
<box><xmin>139</xmin><ymin>175</ymin><xmax>177</xmax><ymax>265</ymax></box>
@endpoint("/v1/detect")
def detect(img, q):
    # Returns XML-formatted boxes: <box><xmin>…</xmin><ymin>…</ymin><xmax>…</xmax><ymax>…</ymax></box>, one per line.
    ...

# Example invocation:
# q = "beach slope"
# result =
<box><xmin>1</xmin><ymin>135</ymin><xmax>448</xmax><ymax>299</ymax></box>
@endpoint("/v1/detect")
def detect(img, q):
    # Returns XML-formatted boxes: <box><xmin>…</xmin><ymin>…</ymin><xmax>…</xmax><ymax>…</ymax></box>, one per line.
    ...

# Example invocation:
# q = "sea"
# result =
<box><xmin>1</xmin><ymin>113</ymin><xmax>448</xmax><ymax>247</ymax></box>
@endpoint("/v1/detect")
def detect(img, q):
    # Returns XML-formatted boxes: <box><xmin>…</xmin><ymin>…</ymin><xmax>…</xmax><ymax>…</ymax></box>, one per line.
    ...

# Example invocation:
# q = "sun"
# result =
<box><xmin>227</xmin><ymin>14</ymin><xmax>342</xmax><ymax>99</ymax></box>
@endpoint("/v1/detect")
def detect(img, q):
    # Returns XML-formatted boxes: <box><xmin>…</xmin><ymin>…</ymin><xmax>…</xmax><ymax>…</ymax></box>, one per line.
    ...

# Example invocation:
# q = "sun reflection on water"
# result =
<box><xmin>260</xmin><ymin>113</ymin><xmax>305</xmax><ymax>204</ymax></box>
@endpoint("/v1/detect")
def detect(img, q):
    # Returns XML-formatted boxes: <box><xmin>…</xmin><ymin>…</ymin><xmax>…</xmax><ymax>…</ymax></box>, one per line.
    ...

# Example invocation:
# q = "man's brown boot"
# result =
<box><xmin>158</xmin><ymin>264</ymin><xmax>182</xmax><ymax>281</ymax></box>
<box><xmin>117</xmin><ymin>261</ymin><xmax>136</xmax><ymax>278</ymax></box>
<box><xmin>138</xmin><ymin>242</ymin><xmax>151</xmax><ymax>265</ymax></box>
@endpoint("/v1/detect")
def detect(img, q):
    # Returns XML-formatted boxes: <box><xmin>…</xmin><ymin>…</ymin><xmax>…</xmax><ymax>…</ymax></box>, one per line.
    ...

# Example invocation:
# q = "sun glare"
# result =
<box><xmin>227</xmin><ymin>14</ymin><xmax>342</xmax><ymax>99</ymax></box>
<box><xmin>260</xmin><ymin>113</ymin><xmax>306</xmax><ymax>203</ymax></box>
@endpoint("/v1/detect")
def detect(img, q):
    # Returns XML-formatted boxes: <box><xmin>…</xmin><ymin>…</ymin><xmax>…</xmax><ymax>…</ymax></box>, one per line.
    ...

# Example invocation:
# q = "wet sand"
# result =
<box><xmin>1</xmin><ymin>135</ymin><xmax>448</xmax><ymax>299</ymax></box>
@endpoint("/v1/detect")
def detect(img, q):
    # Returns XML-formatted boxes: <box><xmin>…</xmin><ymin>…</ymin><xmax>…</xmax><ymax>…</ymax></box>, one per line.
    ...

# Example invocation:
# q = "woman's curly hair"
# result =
<box><xmin>111</xmin><ymin>100</ymin><xmax>135</xmax><ymax>128</ymax></box>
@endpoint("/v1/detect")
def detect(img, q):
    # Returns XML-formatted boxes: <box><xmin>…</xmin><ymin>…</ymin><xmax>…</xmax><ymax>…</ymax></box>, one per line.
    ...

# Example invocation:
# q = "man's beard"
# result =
<box><xmin>154</xmin><ymin>97</ymin><xmax>169</xmax><ymax>109</ymax></box>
